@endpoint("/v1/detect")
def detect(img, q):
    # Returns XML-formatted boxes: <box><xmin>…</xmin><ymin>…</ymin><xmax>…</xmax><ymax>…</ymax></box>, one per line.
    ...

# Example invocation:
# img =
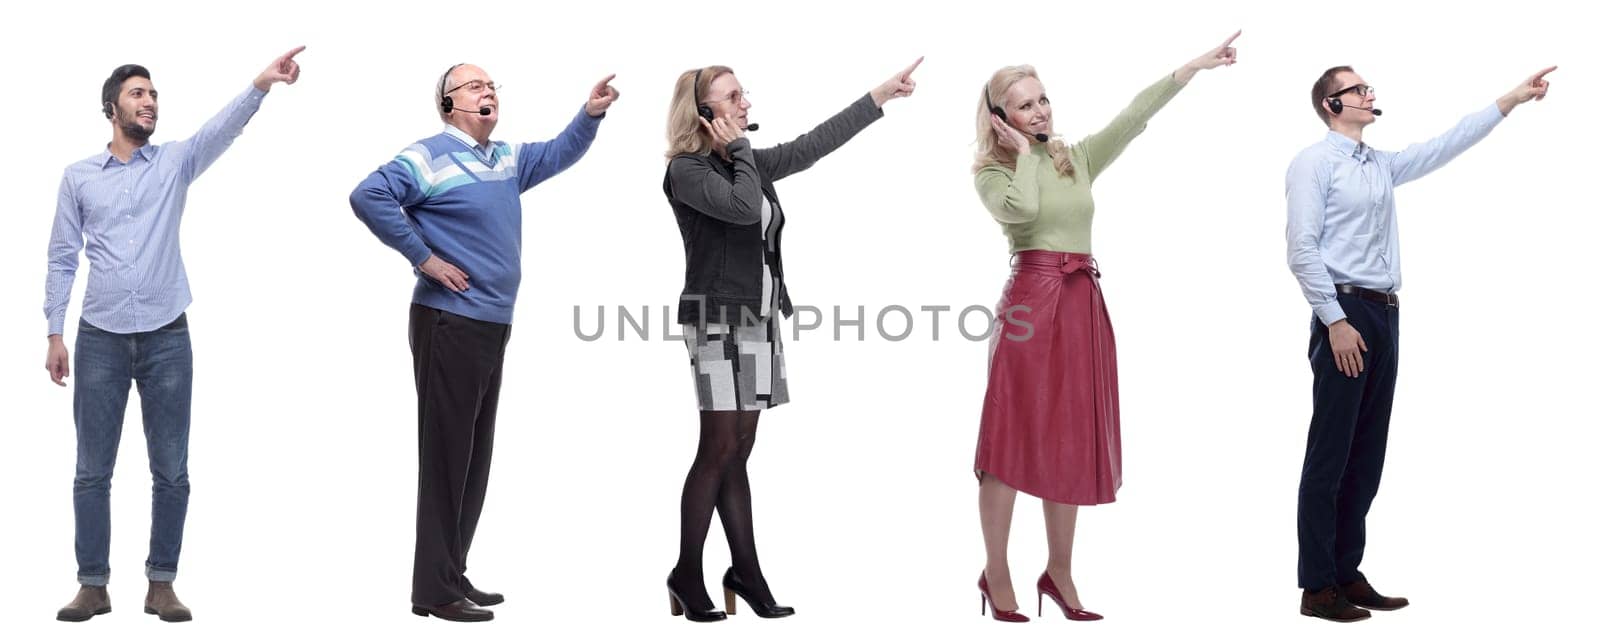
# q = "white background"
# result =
<box><xmin>1</xmin><ymin>0</ymin><xmax>1594</xmax><ymax>634</ymax></box>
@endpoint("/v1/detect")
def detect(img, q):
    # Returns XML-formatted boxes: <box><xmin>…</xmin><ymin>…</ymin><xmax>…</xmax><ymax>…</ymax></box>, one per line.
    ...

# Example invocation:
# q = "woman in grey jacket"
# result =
<box><xmin>661</xmin><ymin>59</ymin><xmax>921</xmax><ymax>622</ymax></box>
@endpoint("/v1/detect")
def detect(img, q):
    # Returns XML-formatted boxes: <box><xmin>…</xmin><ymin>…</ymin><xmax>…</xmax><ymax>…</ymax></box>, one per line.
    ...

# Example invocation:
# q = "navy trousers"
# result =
<box><xmin>1297</xmin><ymin>293</ymin><xmax>1400</xmax><ymax>590</ymax></box>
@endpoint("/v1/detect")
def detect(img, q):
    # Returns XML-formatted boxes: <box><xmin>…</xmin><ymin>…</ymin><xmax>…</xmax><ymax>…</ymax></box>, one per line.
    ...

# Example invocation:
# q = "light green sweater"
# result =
<box><xmin>976</xmin><ymin>74</ymin><xmax>1184</xmax><ymax>254</ymax></box>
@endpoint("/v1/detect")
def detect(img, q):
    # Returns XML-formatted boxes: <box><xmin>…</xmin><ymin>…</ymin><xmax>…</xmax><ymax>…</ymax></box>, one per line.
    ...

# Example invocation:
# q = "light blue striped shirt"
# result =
<box><xmin>44</xmin><ymin>85</ymin><xmax>267</xmax><ymax>335</ymax></box>
<box><xmin>1285</xmin><ymin>103</ymin><xmax>1504</xmax><ymax>325</ymax></box>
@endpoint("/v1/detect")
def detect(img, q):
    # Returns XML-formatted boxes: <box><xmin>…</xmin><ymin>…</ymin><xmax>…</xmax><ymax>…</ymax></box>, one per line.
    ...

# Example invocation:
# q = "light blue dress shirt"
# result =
<box><xmin>1285</xmin><ymin>104</ymin><xmax>1504</xmax><ymax>325</ymax></box>
<box><xmin>44</xmin><ymin>85</ymin><xmax>267</xmax><ymax>335</ymax></box>
<box><xmin>442</xmin><ymin>124</ymin><xmax>494</xmax><ymax>162</ymax></box>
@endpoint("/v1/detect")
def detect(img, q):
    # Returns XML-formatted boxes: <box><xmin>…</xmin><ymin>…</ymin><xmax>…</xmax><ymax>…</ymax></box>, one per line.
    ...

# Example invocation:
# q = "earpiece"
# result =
<box><xmin>439</xmin><ymin>63</ymin><xmax>463</xmax><ymax>114</ymax></box>
<box><xmin>984</xmin><ymin>87</ymin><xmax>1005</xmax><ymax>119</ymax></box>
<box><xmin>985</xmin><ymin>92</ymin><xmax>1006</xmax><ymax>119</ymax></box>
<box><xmin>694</xmin><ymin>68</ymin><xmax>715</xmax><ymax>122</ymax></box>
<box><xmin>1326</xmin><ymin>97</ymin><xmax>1381</xmax><ymax>117</ymax></box>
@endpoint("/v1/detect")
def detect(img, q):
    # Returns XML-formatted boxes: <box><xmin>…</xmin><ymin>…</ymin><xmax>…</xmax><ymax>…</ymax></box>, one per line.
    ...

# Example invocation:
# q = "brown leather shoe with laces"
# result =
<box><xmin>1342</xmin><ymin>577</ymin><xmax>1409</xmax><ymax>610</ymax></box>
<box><xmin>1301</xmin><ymin>585</ymin><xmax>1371</xmax><ymax>622</ymax></box>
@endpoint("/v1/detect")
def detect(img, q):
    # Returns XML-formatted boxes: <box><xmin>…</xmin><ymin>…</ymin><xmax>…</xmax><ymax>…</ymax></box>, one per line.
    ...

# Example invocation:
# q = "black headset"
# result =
<box><xmin>693</xmin><ymin>67</ymin><xmax>715</xmax><ymax>122</ymax></box>
<box><xmin>984</xmin><ymin>86</ymin><xmax>1006</xmax><ymax>119</ymax></box>
<box><xmin>1325</xmin><ymin>95</ymin><xmax>1382</xmax><ymax>117</ymax></box>
<box><xmin>1327</xmin><ymin>96</ymin><xmax>1346</xmax><ymax>115</ymax></box>
<box><xmin>1324</xmin><ymin>85</ymin><xmax>1381</xmax><ymax>117</ymax></box>
<box><xmin>439</xmin><ymin>63</ymin><xmax>464</xmax><ymax>114</ymax></box>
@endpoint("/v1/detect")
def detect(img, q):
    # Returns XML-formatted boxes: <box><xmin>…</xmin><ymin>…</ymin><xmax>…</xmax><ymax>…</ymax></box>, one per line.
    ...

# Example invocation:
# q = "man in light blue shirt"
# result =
<box><xmin>43</xmin><ymin>47</ymin><xmax>305</xmax><ymax>623</ymax></box>
<box><xmin>1285</xmin><ymin>63</ymin><xmax>1555</xmax><ymax>622</ymax></box>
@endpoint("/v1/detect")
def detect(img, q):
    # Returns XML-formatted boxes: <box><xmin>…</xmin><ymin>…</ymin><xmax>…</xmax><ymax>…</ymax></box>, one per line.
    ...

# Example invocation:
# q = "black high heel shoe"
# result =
<box><xmin>722</xmin><ymin>567</ymin><xmax>795</xmax><ymax>618</ymax></box>
<box><xmin>667</xmin><ymin>570</ymin><xmax>728</xmax><ymax>623</ymax></box>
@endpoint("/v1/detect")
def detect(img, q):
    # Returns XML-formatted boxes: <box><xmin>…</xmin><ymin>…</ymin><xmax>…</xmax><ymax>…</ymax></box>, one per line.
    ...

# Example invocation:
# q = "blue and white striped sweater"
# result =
<box><xmin>351</xmin><ymin>105</ymin><xmax>602</xmax><ymax>325</ymax></box>
<box><xmin>396</xmin><ymin>135</ymin><xmax>519</xmax><ymax>198</ymax></box>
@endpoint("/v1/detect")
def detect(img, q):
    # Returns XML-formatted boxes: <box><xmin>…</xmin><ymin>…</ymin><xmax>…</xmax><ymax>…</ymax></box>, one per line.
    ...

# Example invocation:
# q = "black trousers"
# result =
<box><xmin>409</xmin><ymin>304</ymin><xmax>511</xmax><ymax>607</ymax></box>
<box><xmin>1297</xmin><ymin>294</ymin><xmax>1400</xmax><ymax>590</ymax></box>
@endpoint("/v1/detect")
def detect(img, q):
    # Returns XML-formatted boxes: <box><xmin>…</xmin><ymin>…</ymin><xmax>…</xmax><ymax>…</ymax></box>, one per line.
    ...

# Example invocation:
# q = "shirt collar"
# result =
<box><xmin>1323</xmin><ymin>130</ymin><xmax>1370</xmax><ymax>161</ymax></box>
<box><xmin>443</xmin><ymin>125</ymin><xmax>493</xmax><ymax>156</ymax></box>
<box><xmin>98</xmin><ymin>143</ymin><xmax>156</xmax><ymax>168</ymax></box>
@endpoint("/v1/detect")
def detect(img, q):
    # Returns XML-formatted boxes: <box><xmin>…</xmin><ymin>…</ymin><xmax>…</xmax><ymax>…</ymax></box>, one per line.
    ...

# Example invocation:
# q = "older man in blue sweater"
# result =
<box><xmin>351</xmin><ymin>63</ymin><xmax>617</xmax><ymax>622</ymax></box>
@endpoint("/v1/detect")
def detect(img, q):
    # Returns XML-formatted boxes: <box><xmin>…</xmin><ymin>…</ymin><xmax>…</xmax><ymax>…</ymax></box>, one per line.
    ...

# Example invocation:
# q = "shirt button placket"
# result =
<box><xmin>124</xmin><ymin>170</ymin><xmax>134</xmax><ymax>224</ymax></box>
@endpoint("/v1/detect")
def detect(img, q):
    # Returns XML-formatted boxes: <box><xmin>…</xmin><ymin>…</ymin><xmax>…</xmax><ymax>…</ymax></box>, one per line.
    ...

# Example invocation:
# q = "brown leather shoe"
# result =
<box><xmin>1301</xmin><ymin>586</ymin><xmax>1371</xmax><ymax>622</ymax></box>
<box><xmin>1342</xmin><ymin>577</ymin><xmax>1409</xmax><ymax>610</ymax></box>
<box><xmin>411</xmin><ymin>598</ymin><xmax>494</xmax><ymax>622</ymax></box>
<box><xmin>56</xmin><ymin>585</ymin><xmax>111</xmax><ymax>622</ymax></box>
<box><xmin>144</xmin><ymin>581</ymin><xmax>193</xmax><ymax>622</ymax></box>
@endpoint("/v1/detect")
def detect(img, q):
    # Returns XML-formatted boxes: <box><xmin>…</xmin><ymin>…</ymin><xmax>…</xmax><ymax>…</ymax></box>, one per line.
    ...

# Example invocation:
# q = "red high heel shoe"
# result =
<box><xmin>978</xmin><ymin>573</ymin><xmax>1029</xmax><ymax>623</ymax></box>
<box><xmin>1037</xmin><ymin>572</ymin><xmax>1103</xmax><ymax>621</ymax></box>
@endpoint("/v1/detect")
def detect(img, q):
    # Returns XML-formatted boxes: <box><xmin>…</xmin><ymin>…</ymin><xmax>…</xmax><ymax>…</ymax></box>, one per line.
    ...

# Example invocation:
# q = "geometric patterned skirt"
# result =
<box><xmin>683</xmin><ymin>311</ymin><xmax>789</xmax><ymax>412</ymax></box>
<box><xmin>973</xmin><ymin>250</ymin><xmax>1122</xmax><ymax>505</ymax></box>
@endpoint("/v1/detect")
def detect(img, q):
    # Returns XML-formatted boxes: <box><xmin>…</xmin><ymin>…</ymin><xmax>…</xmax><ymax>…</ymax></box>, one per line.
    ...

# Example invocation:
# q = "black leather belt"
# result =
<box><xmin>1336</xmin><ymin>284</ymin><xmax>1399</xmax><ymax>307</ymax></box>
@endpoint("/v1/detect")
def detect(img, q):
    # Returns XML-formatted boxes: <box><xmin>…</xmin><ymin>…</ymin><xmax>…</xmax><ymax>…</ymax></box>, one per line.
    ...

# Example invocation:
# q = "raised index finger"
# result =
<box><xmin>279</xmin><ymin>45</ymin><xmax>307</xmax><ymax>64</ymax></box>
<box><xmin>1218</xmin><ymin>30</ymin><xmax>1241</xmax><ymax>50</ymax></box>
<box><xmin>593</xmin><ymin>73</ymin><xmax>617</xmax><ymax>93</ymax></box>
<box><xmin>1529</xmin><ymin>65</ymin><xmax>1558</xmax><ymax>82</ymax></box>
<box><xmin>901</xmin><ymin>56</ymin><xmax>924</xmax><ymax>79</ymax></box>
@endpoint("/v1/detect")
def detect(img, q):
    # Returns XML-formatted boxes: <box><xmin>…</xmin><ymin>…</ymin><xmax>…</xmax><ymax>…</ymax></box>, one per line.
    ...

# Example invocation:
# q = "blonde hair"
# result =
<box><xmin>974</xmin><ymin>65</ymin><xmax>1075</xmax><ymax>178</ymax></box>
<box><xmin>665</xmin><ymin>65</ymin><xmax>734</xmax><ymax>160</ymax></box>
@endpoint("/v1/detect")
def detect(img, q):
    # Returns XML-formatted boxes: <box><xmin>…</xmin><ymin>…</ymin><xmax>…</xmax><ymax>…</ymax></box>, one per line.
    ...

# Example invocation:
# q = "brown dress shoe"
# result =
<box><xmin>1301</xmin><ymin>586</ymin><xmax>1371</xmax><ymax>622</ymax></box>
<box><xmin>56</xmin><ymin>585</ymin><xmax>111</xmax><ymax>622</ymax></box>
<box><xmin>145</xmin><ymin>581</ymin><xmax>193</xmax><ymax>622</ymax></box>
<box><xmin>1342</xmin><ymin>577</ymin><xmax>1409</xmax><ymax>610</ymax></box>
<box><xmin>412</xmin><ymin>598</ymin><xmax>494</xmax><ymax>622</ymax></box>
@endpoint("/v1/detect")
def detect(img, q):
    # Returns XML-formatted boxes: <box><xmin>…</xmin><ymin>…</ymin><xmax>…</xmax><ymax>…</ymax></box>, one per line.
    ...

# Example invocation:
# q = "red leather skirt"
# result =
<box><xmin>974</xmin><ymin>250</ymin><xmax>1121</xmax><ymax>505</ymax></box>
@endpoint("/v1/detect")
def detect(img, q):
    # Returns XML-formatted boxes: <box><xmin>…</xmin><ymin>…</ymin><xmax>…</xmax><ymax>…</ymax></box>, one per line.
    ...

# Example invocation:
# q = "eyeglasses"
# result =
<box><xmin>1329</xmin><ymin>84</ymin><xmax>1375</xmax><ymax>99</ymax></box>
<box><xmin>703</xmin><ymin>89</ymin><xmax>752</xmax><ymax>104</ymax></box>
<box><xmin>445</xmin><ymin>80</ymin><xmax>502</xmax><ymax>96</ymax></box>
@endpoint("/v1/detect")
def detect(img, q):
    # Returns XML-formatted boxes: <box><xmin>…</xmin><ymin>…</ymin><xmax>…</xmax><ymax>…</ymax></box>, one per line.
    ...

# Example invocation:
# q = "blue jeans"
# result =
<box><xmin>73</xmin><ymin>315</ymin><xmax>193</xmax><ymax>585</ymax></box>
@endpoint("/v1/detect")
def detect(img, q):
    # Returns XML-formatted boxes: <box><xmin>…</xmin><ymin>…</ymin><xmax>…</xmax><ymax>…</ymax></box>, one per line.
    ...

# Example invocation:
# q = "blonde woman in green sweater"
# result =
<box><xmin>971</xmin><ymin>31</ymin><xmax>1239</xmax><ymax>623</ymax></box>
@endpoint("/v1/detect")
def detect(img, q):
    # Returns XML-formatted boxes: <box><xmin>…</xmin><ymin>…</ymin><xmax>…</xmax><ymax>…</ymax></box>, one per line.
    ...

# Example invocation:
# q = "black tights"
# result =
<box><xmin>672</xmin><ymin>410</ymin><xmax>772</xmax><ymax>610</ymax></box>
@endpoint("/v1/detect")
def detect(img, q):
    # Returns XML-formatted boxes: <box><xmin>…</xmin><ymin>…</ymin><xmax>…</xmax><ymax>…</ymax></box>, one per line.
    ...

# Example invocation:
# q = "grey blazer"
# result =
<box><xmin>664</xmin><ymin>94</ymin><xmax>883</xmax><ymax>325</ymax></box>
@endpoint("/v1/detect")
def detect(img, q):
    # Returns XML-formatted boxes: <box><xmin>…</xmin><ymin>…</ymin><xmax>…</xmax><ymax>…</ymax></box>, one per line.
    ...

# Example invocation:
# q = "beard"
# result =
<box><xmin>118</xmin><ymin>112</ymin><xmax>155</xmax><ymax>142</ymax></box>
